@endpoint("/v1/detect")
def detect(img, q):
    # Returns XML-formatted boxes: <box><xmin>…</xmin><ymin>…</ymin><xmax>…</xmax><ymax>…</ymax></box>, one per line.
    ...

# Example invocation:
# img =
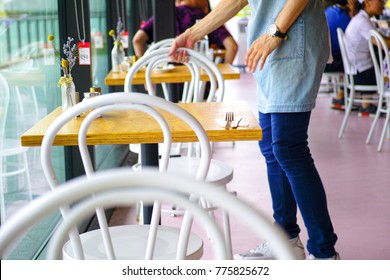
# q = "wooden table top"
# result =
<box><xmin>104</xmin><ymin>63</ymin><xmax>240</xmax><ymax>86</ymax></box>
<box><xmin>21</xmin><ymin>101</ymin><xmax>262</xmax><ymax>147</ymax></box>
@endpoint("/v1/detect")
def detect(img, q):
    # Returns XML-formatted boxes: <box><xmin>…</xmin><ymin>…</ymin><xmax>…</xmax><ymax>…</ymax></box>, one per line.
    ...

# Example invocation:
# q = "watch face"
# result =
<box><xmin>268</xmin><ymin>25</ymin><xmax>277</xmax><ymax>36</ymax></box>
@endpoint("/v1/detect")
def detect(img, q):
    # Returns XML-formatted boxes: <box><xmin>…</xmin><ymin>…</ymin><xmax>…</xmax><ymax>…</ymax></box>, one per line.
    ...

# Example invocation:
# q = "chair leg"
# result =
<box><xmin>221</xmin><ymin>190</ymin><xmax>237</xmax><ymax>259</ymax></box>
<box><xmin>377</xmin><ymin>109</ymin><xmax>390</xmax><ymax>152</ymax></box>
<box><xmin>221</xmin><ymin>209</ymin><xmax>233</xmax><ymax>258</ymax></box>
<box><xmin>0</xmin><ymin>148</ymin><xmax>32</xmax><ymax>223</ymax></box>
<box><xmin>21</xmin><ymin>151</ymin><xmax>32</xmax><ymax>201</ymax></box>
<box><xmin>161</xmin><ymin>83</ymin><xmax>170</xmax><ymax>100</ymax></box>
<box><xmin>199</xmin><ymin>187</ymin><xmax>233</xmax><ymax>259</ymax></box>
<box><xmin>338</xmin><ymin>99</ymin><xmax>354</xmax><ymax>138</ymax></box>
<box><xmin>136</xmin><ymin>201</ymin><xmax>144</xmax><ymax>224</ymax></box>
<box><xmin>366</xmin><ymin>104</ymin><xmax>382</xmax><ymax>144</ymax></box>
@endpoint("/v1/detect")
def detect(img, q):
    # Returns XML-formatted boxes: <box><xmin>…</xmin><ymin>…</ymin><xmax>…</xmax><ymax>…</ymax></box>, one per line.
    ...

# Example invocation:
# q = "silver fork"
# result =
<box><xmin>225</xmin><ymin>111</ymin><xmax>234</xmax><ymax>129</ymax></box>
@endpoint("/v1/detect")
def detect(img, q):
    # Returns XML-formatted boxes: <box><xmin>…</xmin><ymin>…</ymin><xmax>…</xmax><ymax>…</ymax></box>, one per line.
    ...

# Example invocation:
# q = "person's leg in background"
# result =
<box><xmin>354</xmin><ymin>68</ymin><xmax>377</xmax><ymax>117</ymax></box>
<box><xmin>324</xmin><ymin>55</ymin><xmax>345</xmax><ymax>110</ymax></box>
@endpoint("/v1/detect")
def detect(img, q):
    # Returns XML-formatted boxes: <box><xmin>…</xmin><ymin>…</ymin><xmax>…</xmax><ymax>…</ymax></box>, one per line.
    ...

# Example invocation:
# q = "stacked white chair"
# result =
<box><xmin>38</xmin><ymin>92</ymin><xmax>214</xmax><ymax>260</ymax></box>
<box><xmin>0</xmin><ymin>74</ymin><xmax>8</xmax><ymax>223</ymax></box>
<box><xmin>0</xmin><ymin>169</ymin><xmax>298</xmax><ymax>260</ymax></box>
<box><xmin>144</xmin><ymin>38</ymin><xmax>176</xmax><ymax>100</ymax></box>
<box><xmin>337</xmin><ymin>28</ymin><xmax>379</xmax><ymax>138</ymax></box>
<box><xmin>125</xmin><ymin>47</ymin><xmax>234</xmax><ymax>255</ymax></box>
<box><xmin>144</xmin><ymin>38</ymin><xmax>175</xmax><ymax>55</ymax></box>
<box><xmin>366</xmin><ymin>30</ymin><xmax>390</xmax><ymax>152</ymax></box>
<box><xmin>0</xmin><ymin>74</ymin><xmax>32</xmax><ymax>224</ymax></box>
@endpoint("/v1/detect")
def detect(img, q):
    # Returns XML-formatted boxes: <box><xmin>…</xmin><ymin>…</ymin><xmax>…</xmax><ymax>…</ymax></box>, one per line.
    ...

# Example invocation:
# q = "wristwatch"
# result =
<box><xmin>267</xmin><ymin>24</ymin><xmax>288</xmax><ymax>40</ymax></box>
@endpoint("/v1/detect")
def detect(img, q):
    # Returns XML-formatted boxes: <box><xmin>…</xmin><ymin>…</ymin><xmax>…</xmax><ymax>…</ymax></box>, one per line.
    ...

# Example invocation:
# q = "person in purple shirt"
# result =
<box><xmin>132</xmin><ymin>1</ymin><xmax>238</xmax><ymax>63</ymax></box>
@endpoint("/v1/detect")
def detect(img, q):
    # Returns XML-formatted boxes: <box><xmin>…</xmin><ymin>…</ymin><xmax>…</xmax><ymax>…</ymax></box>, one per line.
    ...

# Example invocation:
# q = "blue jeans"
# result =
<box><xmin>258</xmin><ymin>112</ymin><xmax>338</xmax><ymax>258</ymax></box>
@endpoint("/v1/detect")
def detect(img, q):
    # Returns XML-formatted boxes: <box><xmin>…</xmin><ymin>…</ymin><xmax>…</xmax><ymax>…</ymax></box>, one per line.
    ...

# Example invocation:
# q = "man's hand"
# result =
<box><xmin>169</xmin><ymin>31</ymin><xmax>198</xmax><ymax>63</ymax></box>
<box><xmin>245</xmin><ymin>34</ymin><xmax>283</xmax><ymax>73</ymax></box>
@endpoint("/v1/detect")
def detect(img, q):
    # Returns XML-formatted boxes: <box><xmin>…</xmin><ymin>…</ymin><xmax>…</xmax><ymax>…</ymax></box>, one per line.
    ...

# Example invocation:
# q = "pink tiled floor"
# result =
<box><xmin>111</xmin><ymin>72</ymin><xmax>390</xmax><ymax>260</ymax></box>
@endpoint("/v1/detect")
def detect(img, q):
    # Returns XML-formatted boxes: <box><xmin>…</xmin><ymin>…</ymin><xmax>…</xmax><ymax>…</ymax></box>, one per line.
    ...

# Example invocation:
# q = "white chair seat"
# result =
<box><xmin>168</xmin><ymin>157</ymin><xmax>233</xmax><ymax>186</ymax></box>
<box><xmin>349</xmin><ymin>84</ymin><xmax>378</xmax><ymax>92</ymax></box>
<box><xmin>63</xmin><ymin>225</ymin><xmax>203</xmax><ymax>260</ymax></box>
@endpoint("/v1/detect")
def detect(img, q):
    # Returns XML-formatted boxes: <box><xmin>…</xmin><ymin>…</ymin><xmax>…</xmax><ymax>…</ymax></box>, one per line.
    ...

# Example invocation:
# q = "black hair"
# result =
<box><xmin>336</xmin><ymin>0</ymin><xmax>348</xmax><ymax>5</ymax></box>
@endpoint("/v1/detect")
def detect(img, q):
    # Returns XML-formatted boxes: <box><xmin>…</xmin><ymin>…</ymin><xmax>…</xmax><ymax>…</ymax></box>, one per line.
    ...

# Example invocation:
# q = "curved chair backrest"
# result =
<box><xmin>336</xmin><ymin>27</ymin><xmax>379</xmax><ymax>139</ymax></box>
<box><xmin>144</xmin><ymin>38</ymin><xmax>175</xmax><ymax>55</ymax></box>
<box><xmin>368</xmin><ymin>29</ymin><xmax>389</xmax><ymax>96</ymax></box>
<box><xmin>176</xmin><ymin>47</ymin><xmax>225</xmax><ymax>102</ymax></box>
<box><xmin>145</xmin><ymin>51</ymin><xmax>223</xmax><ymax>102</ymax></box>
<box><xmin>367</xmin><ymin>30</ymin><xmax>390</xmax><ymax>151</ymax></box>
<box><xmin>40</xmin><ymin>92</ymin><xmax>211</xmax><ymax>259</ymax></box>
<box><xmin>145</xmin><ymin>54</ymin><xmax>200</xmax><ymax>102</ymax></box>
<box><xmin>125</xmin><ymin>47</ymin><xmax>225</xmax><ymax>102</ymax></box>
<box><xmin>337</xmin><ymin>28</ymin><xmax>354</xmax><ymax>87</ymax></box>
<box><xmin>126</xmin><ymin>49</ymin><xmax>198</xmax><ymax>101</ymax></box>
<box><xmin>0</xmin><ymin>169</ymin><xmax>298</xmax><ymax>260</ymax></box>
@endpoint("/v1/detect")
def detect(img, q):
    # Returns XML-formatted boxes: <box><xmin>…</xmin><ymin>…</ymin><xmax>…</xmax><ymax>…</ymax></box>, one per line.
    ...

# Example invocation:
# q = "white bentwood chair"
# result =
<box><xmin>0</xmin><ymin>169</ymin><xmax>298</xmax><ymax>260</ymax></box>
<box><xmin>367</xmin><ymin>30</ymin><xmax>390</xmax><ymax>152</ymax></box>
<box><xmin>39</xmin><ymin>92</ymin><xmax>214</xmax><ymax>260</ymax></box>
<box><xmin>337</xmin><ymin>28</ymin><xmax>379</xmax><ymax>138</ymax></box>
<box><xmin>125</xmin><ymin>47</ymin><xmax>234</xmax><ymax>254</ymax></box>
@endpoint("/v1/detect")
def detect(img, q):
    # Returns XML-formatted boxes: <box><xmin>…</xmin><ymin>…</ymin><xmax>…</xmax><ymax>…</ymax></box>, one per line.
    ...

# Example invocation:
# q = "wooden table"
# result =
<box><xmin>21</xmin><ymin>101</ymin><xmax>262</xmax><ymax>147</ymax></box>
<box><xmin>21</xmin><ymin>100</ymin><xmax>261</xmax><ymax>224</ymax></box>
<box><xmin>104</xmin><ymin>63</ymin><xmax>240</xmax><ymax>86</ymax></box>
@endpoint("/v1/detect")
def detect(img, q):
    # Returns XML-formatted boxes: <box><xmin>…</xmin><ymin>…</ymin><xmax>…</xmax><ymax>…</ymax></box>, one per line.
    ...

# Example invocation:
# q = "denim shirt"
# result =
<box><xmin>247</xmin><ymin>0</ymin><xmax>329</xmax><ymax>113</ymax></box>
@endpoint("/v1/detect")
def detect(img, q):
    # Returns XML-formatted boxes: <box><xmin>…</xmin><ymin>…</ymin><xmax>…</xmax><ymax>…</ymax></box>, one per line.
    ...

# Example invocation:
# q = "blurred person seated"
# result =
<box><xmin>132</xmin><ymin>0</ymin><xmax>238</xmax><ymax>64</ymax></box>
<box><xmin>345</xmin><ymin>0</ymin><xmax>390</xmax><ymax>117</ymax></box>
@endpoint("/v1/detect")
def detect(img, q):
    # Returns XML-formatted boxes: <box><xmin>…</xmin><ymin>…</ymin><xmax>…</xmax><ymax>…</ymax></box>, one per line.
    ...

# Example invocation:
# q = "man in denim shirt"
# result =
<box><xmin>170</xmin><ymin>0</ymin><xmax>339</xmax><ymax>260</ymax></box>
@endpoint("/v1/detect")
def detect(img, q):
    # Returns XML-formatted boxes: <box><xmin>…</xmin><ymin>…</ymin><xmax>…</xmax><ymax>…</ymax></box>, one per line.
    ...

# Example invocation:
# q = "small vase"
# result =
<box><xmin>111</xmin><ymin>42</ymin><xmax>125</xmax><ymax>73</ymax></box>
<box><xmin>60</xmin><ymin>74</ymin><xmax>76</xmax><ymax>112</ymax></box>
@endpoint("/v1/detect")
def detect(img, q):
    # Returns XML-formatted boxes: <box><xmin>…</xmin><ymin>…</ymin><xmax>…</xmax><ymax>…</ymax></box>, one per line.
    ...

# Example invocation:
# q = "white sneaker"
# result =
<box><xmin>234</xmin><ymin>236</ymin><xmax>306</xmax><ymax>260</ymax></box>
<box><xmin>307</xmin><ymin>252</ymin><xmax>340</xmax><ymax>260</ymax></box>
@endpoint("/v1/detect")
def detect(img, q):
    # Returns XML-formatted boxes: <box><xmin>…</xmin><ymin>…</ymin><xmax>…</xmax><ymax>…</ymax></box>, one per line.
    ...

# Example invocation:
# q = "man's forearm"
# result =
<box><xmin>188</xmin><ymin>0</ymin><xmax>248</xmax><ymax>42</ymax></box>
<box><xmin>275</xmin><ymin>0</ymin><xmax>310</xmax><ymax>34</ymax></box>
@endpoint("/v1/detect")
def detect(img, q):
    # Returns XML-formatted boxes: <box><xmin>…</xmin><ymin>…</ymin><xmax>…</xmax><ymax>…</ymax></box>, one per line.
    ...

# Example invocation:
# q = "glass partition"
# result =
<box><xmin>0</xmin><ymin>0</ymin><xmax>137</xmax><ymax>259</ymax></box>
<box><xmin>0</xmin><ymin>0</ymin><xmax>63</xmax><ymax>259</ymax></box>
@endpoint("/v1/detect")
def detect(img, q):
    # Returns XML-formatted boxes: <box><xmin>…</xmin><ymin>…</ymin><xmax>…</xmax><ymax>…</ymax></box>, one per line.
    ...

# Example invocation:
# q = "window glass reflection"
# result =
<box><xmin>0</xmin><ymin>0</ymin><xmax>63</xmax><ymax>259</ymax></box>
